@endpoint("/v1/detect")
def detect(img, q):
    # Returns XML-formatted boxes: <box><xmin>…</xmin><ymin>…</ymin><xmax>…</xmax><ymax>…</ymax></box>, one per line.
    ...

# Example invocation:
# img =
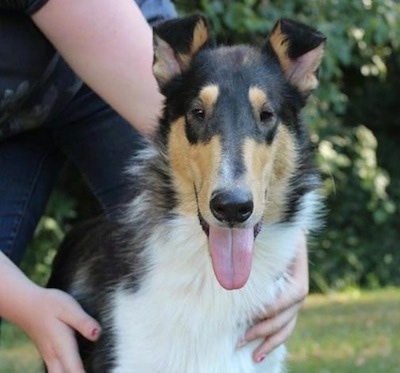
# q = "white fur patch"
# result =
<box><xmin>109</xmin><ymin>208</ymin><xmax>311</xmax><ymax>372</ymax></box>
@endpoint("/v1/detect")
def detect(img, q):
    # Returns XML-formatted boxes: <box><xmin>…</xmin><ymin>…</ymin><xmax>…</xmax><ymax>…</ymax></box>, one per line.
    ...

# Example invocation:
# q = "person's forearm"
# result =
<box><xmin>0</xmin><ymin>252</ymin><xmax>41</xmax><ymax>329</ymax></box>
<box><xmin>32</xmin><ymin>0</ymin><xmax>163</xmax><ymax>136</ymax></box>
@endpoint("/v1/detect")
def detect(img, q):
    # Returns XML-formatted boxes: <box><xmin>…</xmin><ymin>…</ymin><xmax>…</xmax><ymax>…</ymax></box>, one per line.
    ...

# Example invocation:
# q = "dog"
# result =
<box><xmin>48</xmin><ymin>15</ymin><xmax>326</xmax><ymax>372</ymax></box>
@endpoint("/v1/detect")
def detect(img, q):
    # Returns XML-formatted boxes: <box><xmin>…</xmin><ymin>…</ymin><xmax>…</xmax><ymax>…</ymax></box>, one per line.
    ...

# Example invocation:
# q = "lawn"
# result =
<box><xmin>0</xmin><ymin>288</ymin><xmax>399</xmax><ymax>372</ymax></box>
<box><xmin>287</xmin><ymin>287</ymin><xmax>400</xmax><ymax>372</ymax></box>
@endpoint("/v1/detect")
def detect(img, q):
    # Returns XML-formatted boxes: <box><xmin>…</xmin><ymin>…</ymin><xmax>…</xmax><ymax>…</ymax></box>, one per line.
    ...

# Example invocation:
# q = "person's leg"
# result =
<box><xmin>0</xmin><ymin>130</ymin><xmax>65</xmax><ymax>265</ymax></box>
<box><xmin>51</xmin><ymin>84</ymin><xmax>146</xmax><ymax>217</ymax></box>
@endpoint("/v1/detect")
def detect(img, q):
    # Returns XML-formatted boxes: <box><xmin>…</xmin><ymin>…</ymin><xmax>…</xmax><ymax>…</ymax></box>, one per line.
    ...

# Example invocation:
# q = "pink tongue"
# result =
<box><xmin>208</xmin><ymin>226</ymin><xmax>254</xmax><ymax>290</ymax></box>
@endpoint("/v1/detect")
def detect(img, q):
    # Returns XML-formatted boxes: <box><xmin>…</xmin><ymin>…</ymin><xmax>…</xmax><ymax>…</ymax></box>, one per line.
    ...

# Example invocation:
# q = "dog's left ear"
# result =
<box><xmin>153</xmin><ymin>14</ymin><xmax>210</xmax><ymax>88</ymax></box>
<box><xmin>266</xmin><ymin>19</ymin><xmax>326</xmax><ymax>100</ymax></box>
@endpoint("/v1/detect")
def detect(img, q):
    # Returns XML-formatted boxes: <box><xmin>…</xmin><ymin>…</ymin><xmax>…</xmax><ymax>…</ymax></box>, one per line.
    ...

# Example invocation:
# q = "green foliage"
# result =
<box><xmin>26</xmin><ymin>0</ymin><xmax>400</xmax><ymax>292</ymax></box>
<box><xmin>313</xmin><ymin>125</ymin><xmax>399</xmax><ymax>291</ymax></box>
<box><xmin>21</xmin><ymin>190</ymin><xmax>76</xmax><ymax>286</ymax></box>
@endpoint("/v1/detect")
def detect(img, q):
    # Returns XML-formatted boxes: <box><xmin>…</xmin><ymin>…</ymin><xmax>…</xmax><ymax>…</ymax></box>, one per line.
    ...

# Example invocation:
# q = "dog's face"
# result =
<box><xmin>153</xmin><ymin>16</ymin><xmax>325</xmax><ymax>290</ymax></box>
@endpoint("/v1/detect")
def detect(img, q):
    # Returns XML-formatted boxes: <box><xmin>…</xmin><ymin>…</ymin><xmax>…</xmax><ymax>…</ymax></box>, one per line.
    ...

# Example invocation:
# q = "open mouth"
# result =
<box><xmin>198</xmin><ymin>213</ymin><xmax>263</xmax><ymax>290</ymax></box>
<box><xmin>198</xmin><ymin>213</ymin><xmax>263</xmax><ymax>238</ymax></box>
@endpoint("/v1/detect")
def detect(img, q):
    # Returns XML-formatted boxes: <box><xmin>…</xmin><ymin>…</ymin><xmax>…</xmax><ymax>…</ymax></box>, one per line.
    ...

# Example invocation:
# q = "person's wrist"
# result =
<box><xmin>8</xmin><ymin>283</ymin><xmax>45</xmax><ymax>332</ymax></box>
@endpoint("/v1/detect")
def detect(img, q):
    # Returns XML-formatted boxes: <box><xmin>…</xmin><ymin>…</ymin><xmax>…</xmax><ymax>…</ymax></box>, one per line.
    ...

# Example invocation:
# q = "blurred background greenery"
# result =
<box><xmin>25</xmin><ymin>0</ymin><xmax>400</xmax><ymax>293</ymax></box>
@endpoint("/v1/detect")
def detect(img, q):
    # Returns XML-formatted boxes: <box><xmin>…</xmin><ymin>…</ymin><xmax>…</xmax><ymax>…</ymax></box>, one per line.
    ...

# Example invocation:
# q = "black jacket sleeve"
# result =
<box><xmin>0</xmin><ymin>0</ymin><xmax>48</xmax><ymax>15</ymax></box>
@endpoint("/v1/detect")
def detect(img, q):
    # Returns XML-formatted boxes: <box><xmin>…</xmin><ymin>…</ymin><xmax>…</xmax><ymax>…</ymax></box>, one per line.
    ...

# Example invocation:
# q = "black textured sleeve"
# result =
<box><xmin>0</xmin><ymin>0</ymin><xmax>49</xmax><ymax>14</ymax></box>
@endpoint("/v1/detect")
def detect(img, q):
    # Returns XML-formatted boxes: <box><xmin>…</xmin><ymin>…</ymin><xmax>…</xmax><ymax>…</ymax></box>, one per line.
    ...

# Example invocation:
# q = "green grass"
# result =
<box><xmin>0</xmin><ymin>288</ymin><xmax>399</xmax><ymax>372</ymax></box>
<box><xmin>287</xmin><ymin>287</ymin><xmax>400</xmax><ymax>372</ymax></box>
<box><xmin>0</xmin><ymin>324</ymin><xmax>42</xmax><ymax>373</ymax></box>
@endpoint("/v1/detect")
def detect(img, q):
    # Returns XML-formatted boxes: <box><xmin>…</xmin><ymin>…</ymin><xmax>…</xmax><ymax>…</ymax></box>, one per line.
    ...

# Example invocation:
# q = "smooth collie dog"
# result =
<box><xmin>48</xmin><ymin>15</ymin><xmax>326</xmax><ymax>373</ymax></box>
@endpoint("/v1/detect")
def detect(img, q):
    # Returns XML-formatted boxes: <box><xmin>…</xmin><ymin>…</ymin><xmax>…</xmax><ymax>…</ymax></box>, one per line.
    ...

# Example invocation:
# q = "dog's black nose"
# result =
<box><xmin>210</xmin><ymin>190</ymin><xmax>253</xmax><ymax>224</ymax></box>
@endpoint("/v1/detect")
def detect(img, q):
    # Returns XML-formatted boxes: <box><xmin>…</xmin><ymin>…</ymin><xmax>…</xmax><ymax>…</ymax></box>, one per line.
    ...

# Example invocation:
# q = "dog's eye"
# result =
<box><xmin>259</xmin><ymin>109</ymin><xmax>274</xmax><ymax>124</ymax></box>
<box><xmin>191</xmin><ymin>108</ymin><xmax>205</xmax><ymax>121</ymax></box>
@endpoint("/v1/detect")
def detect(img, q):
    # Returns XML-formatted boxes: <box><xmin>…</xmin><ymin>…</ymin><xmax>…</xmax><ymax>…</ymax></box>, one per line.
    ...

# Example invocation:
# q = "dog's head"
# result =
<box><xmin>153</xmin><ymin>15</ymin><xmax>325</xmax><ymax>290</ymax></box>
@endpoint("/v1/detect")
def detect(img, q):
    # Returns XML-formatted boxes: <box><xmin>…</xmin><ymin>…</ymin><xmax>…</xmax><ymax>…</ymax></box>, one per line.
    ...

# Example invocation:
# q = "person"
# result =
<box><xmin>0</xmin><ymin>1</ymin><xmax>309</xmax><ymax>371</ymax></box>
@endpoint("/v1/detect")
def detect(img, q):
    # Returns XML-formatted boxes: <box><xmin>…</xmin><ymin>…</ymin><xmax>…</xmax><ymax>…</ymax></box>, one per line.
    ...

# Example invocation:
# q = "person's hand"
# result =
<box><xmin>20</xmin><ymin>287</ymin><xmax>101</xmax><ymax>373</ymax></box>
<box><xmin>239</xmin><ymin>233</ymin><xmax>309</xmax><ymax>363</ymax></box>
<box><xmin>0</xmin><ymin>252</ymin><xmax>101</xmax><ymax>372</ymax></box>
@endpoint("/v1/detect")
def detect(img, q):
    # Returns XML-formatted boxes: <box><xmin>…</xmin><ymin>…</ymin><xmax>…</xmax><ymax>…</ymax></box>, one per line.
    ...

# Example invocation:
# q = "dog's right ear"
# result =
<box><xmin>267</xmin><ymin>19</ymin><xmax>326</xmax><ymax>100</ymax></box>
<box><xmin>153</xmin><ymin>15</ymin><xmax>210</xmax><ymax>88</ymax></box>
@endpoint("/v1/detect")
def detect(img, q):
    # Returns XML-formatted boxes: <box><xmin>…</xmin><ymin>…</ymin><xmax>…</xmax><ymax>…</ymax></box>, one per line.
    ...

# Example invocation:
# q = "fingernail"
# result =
<box><xmin>257</xmin><ymin>354</ymin><xmax>266</xmax><ymax>363</ymax></box>
<box><xmin>91</xmin><ymin>327</ymin><xmax>100</xmax><ymax>339</ymax></box>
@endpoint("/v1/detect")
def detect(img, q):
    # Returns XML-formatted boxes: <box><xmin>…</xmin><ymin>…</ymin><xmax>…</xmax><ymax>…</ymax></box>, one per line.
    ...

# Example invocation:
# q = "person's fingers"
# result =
<box><xmin>35</xmin><ymin>289</ymin><xmax>100</xmax><ymax>372</ymax></box>
<box><xmin>44</xmin><ymin>355</ymin><xmax>64</xmax><ymax>373</ymax></box>
<box><xmin>41</xmin><ymin>340</ymin><xmax>64</xmax><ymax>373</ymax></box>
<box><xmin>51</xmin><ymin>321</ymin><xmax>86</xmax><ymax>373</ymax></box>
<box><xmin>251</xmin><ymin>316</ymin><xmax>297</xmax><ymax>363</ymax></box>
<box><xmin>263</xmin><ymin>280</ymin><xmax>308</xmax><ymax>319</ymax></box>
<box><xmin>48</xmin><ymin>289</ymin><xmax>101</xmax><ymax>341</ymax></box>
<box><xmin>35</xmin><ymin>314</ymin><xmax>85</xmax><ymax>373</ymax></box>
<box><xmin>244</xmin><ymin>300</ymin><xmax>302</xmax><ymax>343</ymax></box>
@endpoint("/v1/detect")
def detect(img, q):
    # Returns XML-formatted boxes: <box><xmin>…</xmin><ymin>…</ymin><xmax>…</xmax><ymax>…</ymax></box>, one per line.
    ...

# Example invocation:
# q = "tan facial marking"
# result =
<box><xmin>248</xmin><ymin>86</ymin><xmax>268</xmax><ymax>113</ymax></box>
<box><xmin>243</xmin><ymin>138</ymin><xmax>272</xmax><ymax>221</ymax></box>
<box><xmin>266</xmin><ymin>125</ymin><xmax>297</xmax><ymax>222</ymax></box>
<box><xmin>199</xmin><ymin>85</ymin><xmax>219</xmax><ymax>114</ymax></box>
<box><xmin>168</xmin><ymin>117</ymin><xmax>221</xmax><ymax>216</ymax></box>
<box><xmin>243</xmin><ymin>125</ymin><xmax>297</xmax><ymax>224</ymax></box>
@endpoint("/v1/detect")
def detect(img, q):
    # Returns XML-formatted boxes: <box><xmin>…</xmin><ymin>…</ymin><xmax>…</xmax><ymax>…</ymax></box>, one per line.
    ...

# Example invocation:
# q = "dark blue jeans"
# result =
<box><xmin>0</xmin><ymin>84</ymin><xmax>145</xmax><ymax>265</ymax></box>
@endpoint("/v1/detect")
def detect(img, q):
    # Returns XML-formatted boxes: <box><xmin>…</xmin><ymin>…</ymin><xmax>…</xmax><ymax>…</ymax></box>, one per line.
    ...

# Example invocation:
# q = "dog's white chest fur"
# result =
<box><xmin>108</xmin><ymin>216</ymin><xmax>300</xmax><ymax>373</ymax></box>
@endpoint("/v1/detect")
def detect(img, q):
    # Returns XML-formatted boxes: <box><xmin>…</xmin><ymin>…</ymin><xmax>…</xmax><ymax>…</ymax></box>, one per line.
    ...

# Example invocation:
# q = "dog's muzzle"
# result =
<box><xmin>197</xmin><ymin>188</ymin><xmax>264</xmax><ymax>290</ymax></box>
